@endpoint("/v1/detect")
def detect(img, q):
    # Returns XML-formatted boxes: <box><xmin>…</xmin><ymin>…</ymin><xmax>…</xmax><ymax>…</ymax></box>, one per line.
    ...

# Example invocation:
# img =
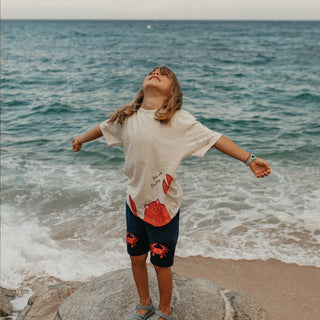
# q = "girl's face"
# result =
<box><xmin>142</xmin><ymin>67</ymin><xmax>173</xmax><ymax>98</ymax></box>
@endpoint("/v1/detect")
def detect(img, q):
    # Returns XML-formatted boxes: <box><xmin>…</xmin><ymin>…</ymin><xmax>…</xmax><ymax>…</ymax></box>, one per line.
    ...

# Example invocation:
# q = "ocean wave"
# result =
<box><xmin>30</xmin><ymin>103</ymin><xmax>77</xmax><ymax>115</ymax></box>
<box><xmin>1</xmin><ymin>204</ymin><xmax>130</xmax><ymax>291</ymax></box>
<box><xmin>4</xmin><ymin>99</ymin><xmax>28</xmax><ymax>107</ymax></box>
<box><xmin>177</xmin><ymin>162</ymin><xmax>320</xmax><ymax>267</ymax></box>
<box><xmin>293</xmin><ymin>92</ymin><xmax>320</xmax><ymax>102</ymax></box>
<box><xmin>73</xmin><ymin>31</ymin><xmax>89</xmax><ymax>37</ymax></box>
<box><xmin>244</xmin><ymin>53</ymin><xmax>276</xmax><ymax>65</ymax></box>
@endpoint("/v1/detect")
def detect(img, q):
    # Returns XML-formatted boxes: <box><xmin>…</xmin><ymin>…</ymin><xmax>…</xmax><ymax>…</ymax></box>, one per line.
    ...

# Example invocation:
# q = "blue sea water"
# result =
<box><xmin>1</xmin><ymin>19</ymin><xmax>320</xmax><ymax>311</ymax></box>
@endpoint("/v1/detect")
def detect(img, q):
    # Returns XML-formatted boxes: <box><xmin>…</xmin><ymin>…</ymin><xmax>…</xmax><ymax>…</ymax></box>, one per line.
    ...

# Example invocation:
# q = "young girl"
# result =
<box><xmin>72</xmin><ymin>66</ymin><xmax>271</xmax><ymax>320</ymax></box>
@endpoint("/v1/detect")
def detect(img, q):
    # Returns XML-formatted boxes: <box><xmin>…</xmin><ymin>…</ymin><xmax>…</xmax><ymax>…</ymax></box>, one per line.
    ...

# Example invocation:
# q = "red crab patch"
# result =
<box><xmin>126</xmin><ymin>232</ymin><xmax>139</xmax><ymax>248</ymax></box>
<box><xmin>144</xmin><ymin>199</ymin><xmax>171</xmax><ymax>227</ymax></box>
<box><xmin>150</xmin><ymin>243</ymin><xmax>169</xmax><ymax>259</ymax></box>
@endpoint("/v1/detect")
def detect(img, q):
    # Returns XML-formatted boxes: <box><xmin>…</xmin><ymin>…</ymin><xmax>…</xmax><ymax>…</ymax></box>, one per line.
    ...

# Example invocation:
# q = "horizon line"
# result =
<box><xmin>2</xmin><ymin>18</ymin><xmax>320</xmax><ymax>21</ymax></box>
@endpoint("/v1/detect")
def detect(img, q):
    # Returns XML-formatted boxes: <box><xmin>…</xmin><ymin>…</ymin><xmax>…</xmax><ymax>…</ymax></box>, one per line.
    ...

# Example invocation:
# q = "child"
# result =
<box><xmin>72</xmin><ymin>66</ymin><xmax>271</xmax><ymax>320</ymax></box>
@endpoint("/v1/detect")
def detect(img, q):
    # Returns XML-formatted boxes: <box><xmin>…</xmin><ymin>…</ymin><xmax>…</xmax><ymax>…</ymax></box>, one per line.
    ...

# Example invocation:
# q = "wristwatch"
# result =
<box><xmin>244</xmin><ymin>154</ymin><xmax>256</xmax><ymax>166</ymax></box>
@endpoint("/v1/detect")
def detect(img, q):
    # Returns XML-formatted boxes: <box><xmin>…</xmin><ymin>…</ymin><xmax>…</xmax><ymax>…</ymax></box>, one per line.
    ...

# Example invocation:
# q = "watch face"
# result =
<box><xmin>245</xmin><ymin>154</ymin><xmax>256</xmax><ymax>166</ymax></box>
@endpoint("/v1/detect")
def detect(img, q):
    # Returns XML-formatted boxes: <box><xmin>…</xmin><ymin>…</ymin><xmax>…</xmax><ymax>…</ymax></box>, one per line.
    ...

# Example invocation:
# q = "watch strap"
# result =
<box><xmin>244</xmin><ymin>154</ymin><xmax>256</xmax><ymax>166</ymax></box>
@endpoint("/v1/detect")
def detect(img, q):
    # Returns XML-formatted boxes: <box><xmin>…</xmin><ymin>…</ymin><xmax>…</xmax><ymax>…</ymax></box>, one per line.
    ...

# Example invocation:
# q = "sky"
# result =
<box><xmin>2</xmin><ymin>0</ymin><xmax>320</xmax><ymax>20</ymax></box>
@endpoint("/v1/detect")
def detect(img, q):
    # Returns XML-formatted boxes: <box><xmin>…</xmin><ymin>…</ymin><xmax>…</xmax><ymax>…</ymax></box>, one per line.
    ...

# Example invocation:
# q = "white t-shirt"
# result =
<box><xmin>100</xmin><ymin>108</ymin><xmax>222</xmax><ymax>227</ymax></box>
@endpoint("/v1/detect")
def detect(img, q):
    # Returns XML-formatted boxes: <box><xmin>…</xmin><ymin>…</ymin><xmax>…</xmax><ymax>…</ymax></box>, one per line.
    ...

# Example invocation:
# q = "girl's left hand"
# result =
<box><xmin>250</xmin><ymin>158</ymin><xmax>271</xmax><ymax>178</ymax></box>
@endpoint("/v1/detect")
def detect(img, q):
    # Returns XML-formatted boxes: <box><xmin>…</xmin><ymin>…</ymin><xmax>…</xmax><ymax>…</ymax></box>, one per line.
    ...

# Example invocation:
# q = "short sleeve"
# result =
<box><xmin>100</xmin><ymin>119</ymin><xmax>124</xmax><ymax>147</ymax></box>
<box><xmin>181</xmin><ymin>113</ymin><xmax>223</xmax><ymax>158</ymax></box>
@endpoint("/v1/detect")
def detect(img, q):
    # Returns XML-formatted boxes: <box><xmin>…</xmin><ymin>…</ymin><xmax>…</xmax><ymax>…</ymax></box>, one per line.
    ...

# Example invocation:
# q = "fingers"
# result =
<box><xmin>250</xmin><ymin>158</ymin><xmax>271</xmax><ymax>178</ymax></box>
<box><xmin>72</xmin><ymin>139</ymin><xmax>77</xmax><ymax>152</ymax></box>
<box><xmin>255</xmin><ymin>167</ymin><xmax>272</xmax><ymax>178</ymax></box>
<box><xmin>72</xmin><ymin>138</ymin><xmax>82</xmax><ymax>152</ymax></box>
<box><xmin>256</xmin><ymin>170</ymin><xmax>271</xmax><ymax>178</ymax></box>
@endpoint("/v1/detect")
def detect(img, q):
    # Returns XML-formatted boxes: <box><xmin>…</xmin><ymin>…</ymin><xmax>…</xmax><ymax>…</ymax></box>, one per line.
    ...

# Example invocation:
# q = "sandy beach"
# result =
<box><xmin>172</xmin><ymin>256</ymin><xmax>320</xmax><ymax>320</ymax></box>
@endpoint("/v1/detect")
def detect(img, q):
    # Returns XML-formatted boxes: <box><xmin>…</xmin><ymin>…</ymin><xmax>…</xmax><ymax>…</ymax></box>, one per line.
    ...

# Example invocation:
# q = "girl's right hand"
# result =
<box><xmin>72</xmin><ymin>138</ymin><xmax>83</xmax><ymax>152</ymax></box>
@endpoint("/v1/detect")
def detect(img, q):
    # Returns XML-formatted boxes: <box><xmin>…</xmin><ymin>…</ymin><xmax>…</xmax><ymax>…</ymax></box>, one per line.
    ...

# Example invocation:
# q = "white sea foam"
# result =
<box><xmin>2</xmin><ymin>204</ymin><xmax>130</xmax><ymax>313</ymax></box>
<box><xmin>176</xmin><ymin>159</ymin><xmax>320</xmax><ymax>267</ymax></box>
<box><xmin>2</xmin><ymin>210</ymin><xmax>128</xmax><ymax>287</ymax></box>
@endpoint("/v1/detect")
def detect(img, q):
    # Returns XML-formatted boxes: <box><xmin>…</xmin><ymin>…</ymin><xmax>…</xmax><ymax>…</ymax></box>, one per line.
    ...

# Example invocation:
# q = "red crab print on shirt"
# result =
<box><xmin>162</xmin><ymin>174</ymin><xmax>173</xmax><ymax>194</ymax></box>
<box><xmin>144</xmin><ymin>199</ymin><xmax>172</xmax><ymax>227</ymax></box>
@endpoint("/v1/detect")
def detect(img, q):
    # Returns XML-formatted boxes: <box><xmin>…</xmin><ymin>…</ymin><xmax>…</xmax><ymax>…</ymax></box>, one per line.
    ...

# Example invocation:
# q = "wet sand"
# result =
<box><xmin>172</xmin><ymin>256</ymin><xmax>320</xmax><ymax>320</ymax></box>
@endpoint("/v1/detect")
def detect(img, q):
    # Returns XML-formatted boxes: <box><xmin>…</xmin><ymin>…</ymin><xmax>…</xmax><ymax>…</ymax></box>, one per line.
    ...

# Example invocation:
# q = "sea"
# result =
<box><xmin>1</xmin><ymin>20</ymin><xmax>320</xmax><ymax>313</ymax></box>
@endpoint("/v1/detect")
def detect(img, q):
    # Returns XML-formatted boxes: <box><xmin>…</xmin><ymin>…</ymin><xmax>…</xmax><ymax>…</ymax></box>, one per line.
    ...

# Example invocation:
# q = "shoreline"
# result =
<box><xmin>172</xmin><ymin>256</ymin><xmax>320</xmax><ymax>320</ymax></box>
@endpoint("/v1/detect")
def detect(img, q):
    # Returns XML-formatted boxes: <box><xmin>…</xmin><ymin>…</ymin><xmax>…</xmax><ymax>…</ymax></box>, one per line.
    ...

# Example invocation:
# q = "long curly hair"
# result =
<box><xmin>108</xmin><ymin>66</ymin><xmax>183</xmax><ymax>124</ymax></box>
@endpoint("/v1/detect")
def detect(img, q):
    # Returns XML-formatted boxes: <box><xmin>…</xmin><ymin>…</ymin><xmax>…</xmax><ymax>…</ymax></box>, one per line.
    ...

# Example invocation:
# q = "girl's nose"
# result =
<box><xmin>152</xmin><ymin>70</ymin><xmax>160</xmax><ymax>76</ymax></box>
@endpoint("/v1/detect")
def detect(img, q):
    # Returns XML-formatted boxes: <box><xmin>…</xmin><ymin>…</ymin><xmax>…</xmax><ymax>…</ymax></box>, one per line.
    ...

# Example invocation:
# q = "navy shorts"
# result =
<box><xmin>126</xmin><ymin>203</ymin><xmax>179</xmax><ymax>267</ymax></box>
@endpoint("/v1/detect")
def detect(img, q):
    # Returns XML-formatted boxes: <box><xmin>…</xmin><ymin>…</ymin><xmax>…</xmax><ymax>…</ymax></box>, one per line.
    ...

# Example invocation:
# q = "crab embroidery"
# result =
<box><xmin>126</xmin><ymin>232</ymin><xmax>139</xmax><ymax>248</ymax></box>
<box><xmin>150</xmin><ymin>243</ymin><xmax>169</xmax><ymax>259</ymax></box>
<box><xmin>162</xmin><ymin>174</ymin><xmax>173</xmax><ymax>194</ymax></box>
<box><xmin>144</xmin><ymin>199</ymin><xmax>171</xmax><ymax>227</ymax></box>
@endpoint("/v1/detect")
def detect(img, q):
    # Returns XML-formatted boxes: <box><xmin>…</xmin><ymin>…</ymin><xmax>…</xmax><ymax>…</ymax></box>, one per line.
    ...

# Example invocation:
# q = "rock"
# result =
<box><xmin>222</xmin><ymin>290</ymin><xmax>272</xmax><ymax>320</ymax></box>
<box><xmin>0</xmin><ymin>287</ymin><xmax>16</xmax><ymax>317</ymax></box>
<box><xmin>55</xmin><ymin>267</ymin><xmax>272</xmax><ymax>320</ymax></box>
<box><xmin>16</xmin><ymin>268</ymin><xmax>272</xmax><ymax>320</ymax></box>
<box><xmin>16</xmin><ymin>281</ymin><xmax>83</xmax><ymax>320</ymax></box>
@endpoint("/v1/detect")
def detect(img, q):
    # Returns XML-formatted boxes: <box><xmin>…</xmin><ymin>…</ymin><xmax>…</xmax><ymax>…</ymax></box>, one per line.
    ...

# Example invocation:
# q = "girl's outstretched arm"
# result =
<box><xmin>72</xmin><ymin>124</ymin><xmax>103</xmax><ymax>152</ymax></box>
<box><xmin>212</xmin><ymin>135</ymin><xmax>271</xmax><ymax>178</ymax></box>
